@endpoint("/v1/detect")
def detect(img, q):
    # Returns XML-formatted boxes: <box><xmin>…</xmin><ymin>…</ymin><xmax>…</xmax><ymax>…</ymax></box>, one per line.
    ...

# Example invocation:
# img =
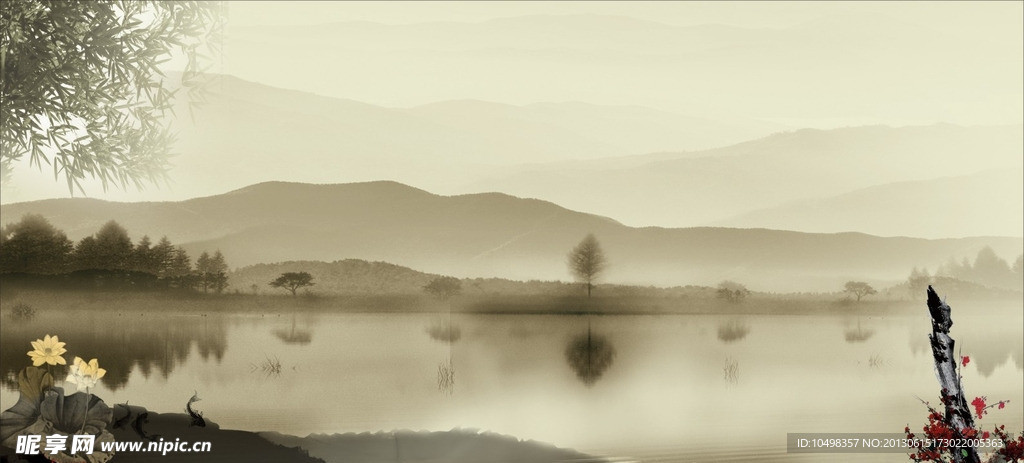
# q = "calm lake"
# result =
<box><xmin>2</xmin><ymin>304</ymin><xmax>1021</xmax><ymax>462</ymax></box>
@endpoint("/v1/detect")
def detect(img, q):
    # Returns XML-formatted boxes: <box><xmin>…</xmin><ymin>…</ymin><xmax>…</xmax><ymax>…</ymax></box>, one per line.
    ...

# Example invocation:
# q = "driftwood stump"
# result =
<box><xmin>926</xmin><ymin>285</ymin><xmax>980</xmax><ymax>463</ymax></box>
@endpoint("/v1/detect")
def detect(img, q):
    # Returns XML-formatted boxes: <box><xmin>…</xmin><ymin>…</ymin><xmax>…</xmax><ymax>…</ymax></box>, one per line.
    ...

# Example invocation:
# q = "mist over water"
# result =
<box><xmin>3</xmin><ymin>305</ymin><xmax>1020</xmax><ymax>460</ymax></box>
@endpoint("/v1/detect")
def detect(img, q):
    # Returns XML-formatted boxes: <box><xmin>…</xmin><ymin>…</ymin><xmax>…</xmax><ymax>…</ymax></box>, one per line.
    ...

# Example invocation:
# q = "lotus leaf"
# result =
<box><xmin>39</xmin><ymin>388</ymin><xmax>112</xmax><ymax>436</ymax></box>
<box><xmin>0</xmin><ymin>367</ymin><xmax>54</xmax><ymax>445</ymax></box>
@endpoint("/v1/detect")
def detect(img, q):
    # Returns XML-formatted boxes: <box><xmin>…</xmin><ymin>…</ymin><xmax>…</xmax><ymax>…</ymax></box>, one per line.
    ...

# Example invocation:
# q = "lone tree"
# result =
<box><xmin>568</xmin><ymin>233</ymin><xmax>607</xmax><ymax>297</ymax></box>
<box><xmin>269</xmin><ymin>272</ymin><xmax>314</xmax><ymax>296</ymax></box>
<box><xmin>1</xmin><ymin>0</ymin><xmax>223</xmax><ymax>191</ymax></box>
<box><xmin>423</xmin><ymin>276</ymin><xmax>462</xmax><ymax>301</ymax></box>
<box><xmin>843</xmin><ymin>281</ymin><xmax>877</xmax><ymax>302</ymax></box>
<box><xmin>716</xmin><ymin>280</ymin><xmax>749</xmax><ymax>303</ymax></box>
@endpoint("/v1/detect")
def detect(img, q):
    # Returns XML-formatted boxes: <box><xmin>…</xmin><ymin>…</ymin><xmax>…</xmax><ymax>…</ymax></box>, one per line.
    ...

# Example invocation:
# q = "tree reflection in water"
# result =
<box><xmin>437</xmin><ymin>358</ymin><xmax>455</xmax><ymax>395</ymax></box>
<box><xmin>716</xmin><ymin>320</ymin><xmax>749</xmax><ymax>343</ymax></box>
<box><xmin>426</xmin><ymin>320</ymin><xmax>461</xmax><ymax>344</ymax></box>
<box><xmin>273</xmin><ymin>315</ymin><xmax>313</xmax><ymax>345</ymax></box>
<box><xmin>723</xmin><ymin>356</ymin><xmax>740</xmax><ymax>384</ymax></box>
<box><xmin>427</xmin><ymin>316</ymin><xmax>459</xmax><ymax>395</ymax></box>
<box><xmin>843</xmin><ymin>320</ymin><xmax>875</xmax><ymax>343</ymax></box>
<box><xmin>0</xmin><ymin>312</ymin><xmax>227</xmax><ymax>391</ymax></box>
<box><xmin>565</xmin><ymin>325</ymin><xmax>615</xmax><ymax>386</ymax></box>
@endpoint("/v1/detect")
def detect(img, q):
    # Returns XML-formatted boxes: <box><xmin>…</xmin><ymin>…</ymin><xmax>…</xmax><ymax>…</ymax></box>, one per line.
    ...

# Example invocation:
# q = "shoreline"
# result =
<box><xmin>2</xmin><ymin>287</ymin><xmax>1021</xmax><ymax>318</ymax></box>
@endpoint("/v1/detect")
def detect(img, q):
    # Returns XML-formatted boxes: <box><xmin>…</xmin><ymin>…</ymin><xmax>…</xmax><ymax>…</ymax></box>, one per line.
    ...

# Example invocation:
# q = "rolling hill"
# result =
<box><xmin>231</xmin><ymin>259</ymin><xmax>439</xmax><ymax>295</ymax></box>
<box><xmin>2</xmin><ymin>181</ymin><xmax>1020</xmax><ymax>292</ymax></box>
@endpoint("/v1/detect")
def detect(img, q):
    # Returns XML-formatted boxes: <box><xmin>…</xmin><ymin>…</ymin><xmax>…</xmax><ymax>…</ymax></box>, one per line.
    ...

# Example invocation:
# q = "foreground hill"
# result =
<box><xmin>2</xmin><ymin>181</ymin><xmax>1020</xmax><ymax>291</ymax></box>
<box><xmin>230</xmin><ymin>259</ymin><xmax>691</xmax><ymax>298</ymax></box>
<box><xmin>233</xmin><ymin>259</ymin><xmax>440</xmax><ymax>295</ymax></box>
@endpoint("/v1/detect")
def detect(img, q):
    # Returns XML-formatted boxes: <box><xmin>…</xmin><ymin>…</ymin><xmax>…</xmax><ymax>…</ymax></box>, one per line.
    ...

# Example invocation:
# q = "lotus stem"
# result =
<box><xmin>80</xmin><ymin>389</ymin><xmax>91</xmax><ymax>434</ymax></box>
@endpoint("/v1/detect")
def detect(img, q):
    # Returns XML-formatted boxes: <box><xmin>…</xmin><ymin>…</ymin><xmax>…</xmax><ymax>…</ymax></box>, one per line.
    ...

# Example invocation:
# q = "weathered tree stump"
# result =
<box><xmin>925</xmin><ymin>285</ymin><xmax>980</xmax><ymax>463</ymax></box>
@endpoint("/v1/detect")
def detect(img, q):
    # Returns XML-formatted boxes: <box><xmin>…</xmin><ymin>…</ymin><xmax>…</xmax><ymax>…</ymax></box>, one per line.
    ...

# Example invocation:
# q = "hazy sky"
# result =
<box><xmin>215</xmin><ymin>1</ymin><xmax>1023</xmax><ymax>124</ymax></box>
<box><xmin>2</xmin><ymin>1</ymin><xmax>1022</xmax><ymax>207</ymax></box>
<box><xmin>224</xmin><ymin>1</ymin><xmax>1019</xmax><ymax>38</ymax></box>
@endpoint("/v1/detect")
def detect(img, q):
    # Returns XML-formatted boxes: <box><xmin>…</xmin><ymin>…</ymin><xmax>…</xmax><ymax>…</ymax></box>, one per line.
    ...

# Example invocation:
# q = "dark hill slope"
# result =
<box><xmin>2</xmin><ymin>181</ymin><xmax>1020</xmax><ymax>291</ymax></box>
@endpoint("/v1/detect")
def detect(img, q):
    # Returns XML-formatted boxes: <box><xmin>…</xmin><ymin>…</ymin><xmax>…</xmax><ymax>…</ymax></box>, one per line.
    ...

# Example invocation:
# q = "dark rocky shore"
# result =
<box><xmin>1</xmin><ymin>406</ymin><xmax>599</xmax><ymax>463</ymax></box>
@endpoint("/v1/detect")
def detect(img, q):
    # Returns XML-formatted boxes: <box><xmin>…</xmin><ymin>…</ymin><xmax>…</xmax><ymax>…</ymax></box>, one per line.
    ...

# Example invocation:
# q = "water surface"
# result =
<box><xmin>2</xmin><ymin>305</ymin><xmax>1021</xmax><ymax>462</ymax></box>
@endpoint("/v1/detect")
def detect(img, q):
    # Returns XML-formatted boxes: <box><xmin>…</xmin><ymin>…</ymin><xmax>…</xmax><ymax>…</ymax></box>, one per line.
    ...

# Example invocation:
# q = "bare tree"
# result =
<box><xmin>568</xmin><ymin>234</ymin><xmax>607</xmax><ymax>297</ymax></box>
<box><xmin>922</xmin><ymin>286</ymin><xmax>981</xmax><ymax>463</ymax></box>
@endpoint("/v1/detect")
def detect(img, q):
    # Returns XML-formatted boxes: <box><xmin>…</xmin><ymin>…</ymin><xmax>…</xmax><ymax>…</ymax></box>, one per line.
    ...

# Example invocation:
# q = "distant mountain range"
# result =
<box><xmin>405</xmin><ymin>99</ymin><xmax>781</xmax><ymax>158</ymax></box>
<box><xmin>170</xmin><ymin>74</ymin><xmax>783</xmax><ymax>190</ymax></box>
<box><xmin>164</xmin><ymin>76</ymin><xmax>1024</xmax><ymax>238</ymax></box>
<box><xmin>223</xmin><ymin>13</ymin><xmax>1021</xmax><ymax>123</ymax></box>
<box><xmin>713</xmin><ymin>168</ymin><xmax>1024</xmax><ymax>238</ymax></box>
<box><xmin>3</xmin><ymin>181</ymin><xmax>1020</xmax><ymax>292</ymax></box>
<box><xmin>463</xmin><ymin>124</ymin><xmax>1024</xmax><ymax>236</ymax></box>
<box><xmin>5</xmin><ymin>72</ymin><xmax>1017</xmax><ymax>238</ymax></box>
<box><xmin>0</xmin><ymin>74</ymin><xmax>783</xmax><ymax>204</ymax></box>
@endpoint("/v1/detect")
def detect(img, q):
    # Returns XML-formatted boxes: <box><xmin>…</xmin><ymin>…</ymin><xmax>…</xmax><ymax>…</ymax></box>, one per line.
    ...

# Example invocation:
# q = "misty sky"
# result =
<box><xmin>214</xmin><ymin>1</ymin><xmax>1023</xmax><ymax>124</ymax></box>
<box><xmin>3</xmin><ymin>1</ymin><xmax>1022</xmax><ymax>218</ymax></box>
<box><xmin>221</xmin><ymin>1</ymin><xmax>1023</xmax><ymax>116</ymax></box>
<box><xmin>225</xmin><ymin>1</ymin><xmax>1018</xmax><ymax>37</ymax></box>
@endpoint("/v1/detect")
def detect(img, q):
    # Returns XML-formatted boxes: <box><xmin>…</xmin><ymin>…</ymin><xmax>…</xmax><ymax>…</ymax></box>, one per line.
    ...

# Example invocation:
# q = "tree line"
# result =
<box><xmin>909</xmin><ymin>246</ymin><xmax>1023</xmax><ymax>295</ymax></box>
<box><xmin>0</xmin><ymin>214</ymin><xmax>228</xmax><ymax>292</ymax></box>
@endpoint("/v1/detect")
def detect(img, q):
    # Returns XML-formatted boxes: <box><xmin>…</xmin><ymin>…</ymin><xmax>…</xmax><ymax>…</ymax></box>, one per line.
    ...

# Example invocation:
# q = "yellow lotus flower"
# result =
<box><xmin>66</xmin><ymin>356</ymin><xmax>106</xmax><ymax>391</ymax></box>
<box><xmin>27</xmin><ymin>335</ymin><xmax>67</xmax><ymax>366</ymax></box>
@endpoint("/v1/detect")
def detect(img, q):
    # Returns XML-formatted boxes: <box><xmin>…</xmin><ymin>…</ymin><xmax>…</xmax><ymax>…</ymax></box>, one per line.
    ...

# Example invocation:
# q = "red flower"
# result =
<box><xmin>998</xmin><ymin>401</ymin><xmax>1006</xmax><ymax>409</ymax></box>
<box><xmin>971</xmin><ymin>397</ymin><xmax>987</xmax><ymax>419</ymax></box>
<box><xmin>961</xmin><ymin>355</ymin><xmax>970</xmax><ymax>367</ymax></box>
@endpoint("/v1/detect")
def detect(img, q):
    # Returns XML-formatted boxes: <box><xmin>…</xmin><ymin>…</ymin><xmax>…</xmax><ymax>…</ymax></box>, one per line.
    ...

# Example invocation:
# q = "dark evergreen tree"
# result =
<box><xmin>73</xmin><ymin>236</ymin><xmax>102</xmax><ymax>271</ymax></box>
<box><xmin>93</xmin><ymin>221</ymin><xmax>134</xmax><ymax>270</ymax></box>
<box><xmin>152</xmin><ymin>237</ymin><xmax>176</xmax><ymax>278</ymax></box>
<box><xmin>167</xmin><ymin>247</ymin><xmax>194</xmax><ymax>289</ymax></box>
<box><xmin>196</xmin><ymin>251</ymin><xmax>212</xmax><ymax>292</ymax></box>
<box><xmin>132</xmin><ymin>235</ymin><xmax>161</xmax><ymax>274</ymax></box>
<box><xmin>0</xmin><ymin>214</ymin><xmax>73</xmax><ymax>274</ymax></box>
<box><xmin>208</xmin><ymin>250</ymin><xmax>229</xmax><ymax>293</ymax></box>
